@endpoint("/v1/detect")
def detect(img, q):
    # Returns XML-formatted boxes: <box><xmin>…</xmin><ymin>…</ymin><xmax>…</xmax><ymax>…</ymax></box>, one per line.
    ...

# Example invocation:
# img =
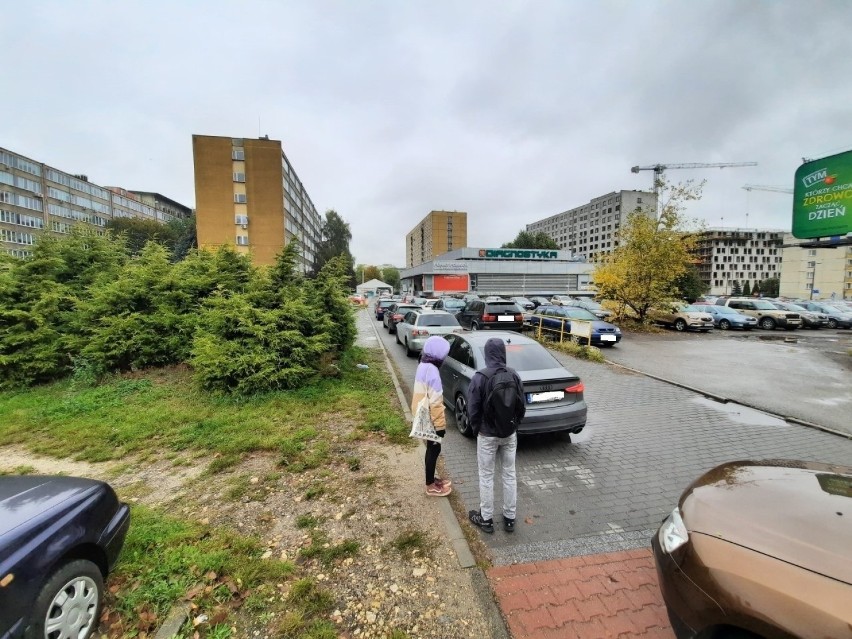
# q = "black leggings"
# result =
<box><xmin>425</xmin><ymin>430</ymin><xmax>446</xmax><ymax>484</ymax></box>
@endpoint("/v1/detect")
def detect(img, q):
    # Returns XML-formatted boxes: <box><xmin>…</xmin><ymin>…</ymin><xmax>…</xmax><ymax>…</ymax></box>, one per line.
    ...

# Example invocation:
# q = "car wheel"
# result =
<box><xmin>674</xmin><ymin>318</ymin><xmax>687</xmax><ymax>332</ymax></box>
<box><xmin>29</xmin><ymin>559</ymin><xmax>103</xmax><ymax>639</ymax></box>
<box><xmin>719</xmin><ymin>319</ymin><xmax>731</xmax><ymax>330</ymax></box>
<box><xmin>405</xmin><ymin>338</ymin><xmax>414</xmax><ymax>358</ymax></box>
<box><xmin>395</xmin><ymin>330</ymin><xmax>401</xmax><ymax>345</ymax></box>
<box><xmin>759</xmin><ymin>317</ymin><xmax>776</xmax><ymax>330</ymax></box>
<box><xmin>828</xmin><ymin>318</ymin><xmax>838</xmax><ymax>329</ymax></box>
<box><xmin>454</xmin><ymin>394</ymin><xmax>473</xmax><ymax>437</ymax></box>
<box><xmin>470</xmin><ymin>322</ymin><xmax>479</xmax><ymax>331</ymax></box>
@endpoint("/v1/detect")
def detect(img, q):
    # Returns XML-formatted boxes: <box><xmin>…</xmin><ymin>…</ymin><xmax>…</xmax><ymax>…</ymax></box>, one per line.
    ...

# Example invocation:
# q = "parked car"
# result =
<box><xmin>423</xmin><ymin>299</ymin><xmax>439</xmax><ymax>308</ymax></box>
<box><xmin>383</xmin><ymin>303</ymin><xmax>421</xmax><ymax>333</ymax></box>
<box><xmin>374</xmin><ymin>298</ymin><xmax>395</xmax><ymax>321</ymax></box>
<box><xmin>462</xmin><ymin>293</ymin><xmax>481</xmax><ymax>303</ymax></box>
<box><xmin>715</xmin><ymin>298</ymin><xmax>802</xmax><ymax>331</ymax></box>
<box><xmin>529</xmin><ymin>296</ymin><xmax>551</xmax><ymax>308</ymax></box>
<box><xmin>769</xmin><ymin>301</ymin><xmax>828</xmax><ymax>329</ymax></box>
<box><xmin>565</xmin><ymin>298</ymin><xmax>613</xmax><ymax>320</ymax></box>
<box><xmin>510</xmin><ymin>296</ymin><xmax>536</xmax><ymax>310</ymax></box>
<box><xmin>432</xmin><ymin>297</ymin><xmax>466</xmax><ymax>313</ymax></box>
<box><xmin>411</xmin><ymin>297</ymin><xmax>428</xmax><ymax>305</ymax></box>
<box><xmin>484</xmin><ymin>295</ymin><xmax>506</xmax><ymax>302</ymax></box>
<box><xmin>692</xmin><ymin>305</ymin><xmax>757</xmax><ymax>331</ymax></box>
<box><xmin>796</xmin><ymin>301</ymin><xmax>852</xmax><ymax>329</ymax></box>
<box><xmin>653</xmin><ymin>460</ymin><xmax>852</xmax><ymax>639</ymax></box>
<box><xmin>649</xmin><ymin>304</ymin><xmax>714</xmax><ymax>332</ymax></box>
<box><xmin>550</xmin><ymin>295</ymin><xmax>575</xmax><ymax>306</ymax></box>
<box><xmin>439</xmin><ymin>331</ymin><xmax>587</xmax><ymax>437</ymax></box>
<box><xmin>395</xmin><ymin>310</ymin><xmax>463</xmax><ymax>356</ymax></box>
<box><xmin>526</xmin><ymin>305</ymin><xmax>622</xmax><ymax>347</ymax></box>
<box><xmin>456</xmin><ymin>300</ymin><xmax>525</xmax><ymax>332</ymax></box>
<box><xmin>0</xmin><ymin>475</ymin><xmax>130</xmax><ymax>639</ymax></box>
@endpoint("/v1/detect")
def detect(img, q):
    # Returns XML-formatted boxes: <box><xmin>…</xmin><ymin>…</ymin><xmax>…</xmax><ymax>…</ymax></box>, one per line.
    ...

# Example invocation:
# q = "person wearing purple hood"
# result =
<box><xmin>410</xmin><ymin>336</ymin><xmax>453</xmax><ymax>497</ymax></box>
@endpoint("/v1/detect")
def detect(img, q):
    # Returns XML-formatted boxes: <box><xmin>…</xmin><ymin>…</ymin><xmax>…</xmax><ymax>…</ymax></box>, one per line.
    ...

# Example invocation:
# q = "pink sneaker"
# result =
<box><xmin>434</xmin><ymin>477</ymin><xmax>452</xmax><ymax>490</ymax></box>
<box><xmin>425</xmin><ymin>482</ymin><xmax>451</xmax><ymax>497</ymax></box>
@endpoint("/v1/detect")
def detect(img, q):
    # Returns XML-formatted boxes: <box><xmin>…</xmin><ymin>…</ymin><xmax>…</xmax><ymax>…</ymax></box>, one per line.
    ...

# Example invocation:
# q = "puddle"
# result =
<box><xmin>692</xmin><ymin>396</ymin><xmax>790</xmax><ymax>428</ymax></box>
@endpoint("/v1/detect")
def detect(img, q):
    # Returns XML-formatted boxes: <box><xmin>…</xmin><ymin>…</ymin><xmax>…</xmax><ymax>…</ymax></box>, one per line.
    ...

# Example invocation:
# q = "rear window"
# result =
<box><xmin>379</xmin><ymin>300</ymin><xmax>395</xmax><ymax>308</ymax></box>
<box><xmin>442</xmin><ymin>300</ymin><xmax>465</xmax><ymax>310</ymax></box>
<box><xmin>416</xmin><ymin>314</ymin><xmax>460</xmax><ymax>327</ymax></box>
<box><xmin>479</xmin><ymin>343</ymin><xmax>560</xmax><ymax>372</ymax></box>
<box><xmin>485</xmin><ymin>303</ymin><xmax>521</xmax><ymax>313</ymax></box>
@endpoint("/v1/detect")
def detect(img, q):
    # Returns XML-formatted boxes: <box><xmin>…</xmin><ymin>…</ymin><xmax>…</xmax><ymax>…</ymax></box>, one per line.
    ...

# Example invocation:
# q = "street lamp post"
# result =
<box><xmin>809</xmin><ymin>262</ymin><xmax>821</xmax><ymax>301</ymax></box>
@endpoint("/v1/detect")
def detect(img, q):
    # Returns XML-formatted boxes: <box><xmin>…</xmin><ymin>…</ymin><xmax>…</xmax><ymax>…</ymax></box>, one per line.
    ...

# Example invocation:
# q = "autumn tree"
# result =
<box><xmin>502</xmin><ymin>230</ymin><xmax>559</xmax><ymax>250</ymax></box>
<box><xmin>363</xmin><ymin>265</ymin><xmax>382</xmax><ymax>281</ymax></box>
<box><xmin>593</xmin><ymin>181</ymin><xmax>704</xmax><ymax>321</ymax></box>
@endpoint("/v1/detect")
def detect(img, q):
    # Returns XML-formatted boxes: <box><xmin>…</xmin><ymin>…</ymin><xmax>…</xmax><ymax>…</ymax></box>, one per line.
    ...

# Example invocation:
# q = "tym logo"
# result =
<box><xmin>802</xmin><ymin>168</ymin><xmax>827</xmax><ymax>188</ymax></box>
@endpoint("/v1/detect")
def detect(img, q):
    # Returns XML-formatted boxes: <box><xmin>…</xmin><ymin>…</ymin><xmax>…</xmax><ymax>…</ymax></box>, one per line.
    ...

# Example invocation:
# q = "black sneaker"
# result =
<box><xmin>468</xmin><ymin>510</ymin><xmax>494</xmax><ymax>534</ymax></box>
<box><xmin>503</xmin><ymin>517</ymin><xmax>515</xmax><ymax>533</ymax></box>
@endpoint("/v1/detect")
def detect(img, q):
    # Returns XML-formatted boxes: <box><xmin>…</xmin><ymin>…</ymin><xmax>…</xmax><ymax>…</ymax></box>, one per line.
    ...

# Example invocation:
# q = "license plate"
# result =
<box><xmin>600</xmin><ymin>334</ymin><xmax>616</xmax><ymax>341</ymax></box>
<box><xmin>527</xmin><ymin>391</ymin><xmax>564</xmax><ymax>403</ymax></box>
<box><xmin>498</xmin><ymin>316</ymin><xmax>515</xmax><ymax>322</ymax></box>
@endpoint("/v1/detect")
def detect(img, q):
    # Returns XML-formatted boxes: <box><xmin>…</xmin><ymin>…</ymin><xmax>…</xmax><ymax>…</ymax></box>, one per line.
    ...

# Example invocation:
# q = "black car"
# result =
<box><xmin>456</xmin><ymin>300</ymin><xmax>525</xmax><ymax>332</ymax></box>
<box><xmin>374</xmin><ymin>298</ymin><xmax>395</xmax><ymax>321</ymax></box>
<box><xmin>0</xmin><ymin>475</ymin><xmax>130</xmax><ymax>639</ymax></box>
<box><xmin>383</xmin><ymin>303</ymin><xmax>421</xmax><ymax>333</ymax></box>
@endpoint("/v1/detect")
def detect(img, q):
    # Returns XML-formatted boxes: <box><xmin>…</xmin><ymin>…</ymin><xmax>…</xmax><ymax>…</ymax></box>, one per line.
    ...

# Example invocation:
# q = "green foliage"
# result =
<box><xmin>752</xmin><ymin>280</ymin><xmax>761</xmax><ymax>295</ymax></box>
<box><xmin>165</xmin><ymin>213</ymin><xmax>198</xmax><ymax>261</ymax></box>
<box><xmin>382</xmin><ymin>266</ymin><xmax>400</xmax><ymax>292</ymax></box>
<box><xmin>673</xmin><ymin>263</ymin><xmax>708</xmax><ymax>302</ymax></box>
<box><xmin>107</xmin><ymin>217</ymin><xmax>175</xmax><ymax>257</ymax></box>
<box><xmin>742</xmin><ymin>280</ymin><xmax>752</xmax><ymax>296</ymax></box>
<box><xmin>761</xmin><ymin>277</ymin><xmax>779</xmax><ymax>297</ymax></box>
<box><xmin>593</xmin><ymin>180</ymin><xmax>704</xmax><ymax>321</ymax></box>
<box><xmin>313</xmin><ymin>210</ymin><xmax>355</xmax><ymax>283</ymax></box>
<box><xmin>732</xmin><ymin>280</ymin><xmax>742</xmax><ymax>296</ymax></box>
<box><xmin>502</xmin><ymin>230</ymin><xmax>559</xmax><ymax>250</ymax></box>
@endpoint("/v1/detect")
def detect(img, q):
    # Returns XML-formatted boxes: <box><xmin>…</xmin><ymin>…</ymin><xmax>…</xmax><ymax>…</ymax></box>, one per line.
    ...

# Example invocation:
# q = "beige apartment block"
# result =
<box><xmin>405</xmin><ymin>210</ymin><xmax>467</xmax><ymax>268</ymax></box>
<box><xmin>780</xmin><ymin>234</ymin><xmax>852</xmax><ymax>301</ymax></box>
<box><xmin>192</xmin><ymin>135</ymin><xmax>321</xmax><ymax>270</ymax></box>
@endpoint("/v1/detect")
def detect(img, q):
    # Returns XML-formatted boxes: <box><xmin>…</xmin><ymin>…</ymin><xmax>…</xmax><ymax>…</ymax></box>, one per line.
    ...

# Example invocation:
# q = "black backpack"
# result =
<box><xmin>483</xmin><ymin>368</ymin><xmax>525</xmax><ymax>437</ymax></box>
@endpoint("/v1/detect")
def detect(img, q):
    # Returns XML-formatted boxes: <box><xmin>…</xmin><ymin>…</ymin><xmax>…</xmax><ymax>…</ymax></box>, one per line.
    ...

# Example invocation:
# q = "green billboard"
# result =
<box><xmin>793</xmin><ymin>150</ymin><xmax>852</xmax><ymax>239</ymax></box>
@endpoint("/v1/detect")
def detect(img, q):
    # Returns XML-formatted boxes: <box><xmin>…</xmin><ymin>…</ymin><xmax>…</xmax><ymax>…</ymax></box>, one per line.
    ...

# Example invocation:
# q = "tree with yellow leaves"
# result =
<box><xmin>593</xmin><ymin>180</ymin><xmax>704</xmax><ymax>322</ymax></box>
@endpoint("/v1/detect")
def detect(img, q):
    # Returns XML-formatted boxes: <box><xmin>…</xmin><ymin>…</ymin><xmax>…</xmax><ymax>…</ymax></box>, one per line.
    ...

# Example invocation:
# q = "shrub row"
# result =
<box><xmin>0</xmin><ymin>230</ymin><xmax>355</xmax><ymax>394</ymax></box>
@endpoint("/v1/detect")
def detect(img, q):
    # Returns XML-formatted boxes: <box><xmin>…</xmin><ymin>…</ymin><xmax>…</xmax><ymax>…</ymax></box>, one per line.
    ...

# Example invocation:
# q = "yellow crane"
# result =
<box><xmin>741</xmin><ymin>184</ymin><xmax>793</xmax><ymax>195</ymax></box>
<box><xmin>631</xmin><ymin>161</ymin><xmax>758</xmax><ymax>198</ymax></box>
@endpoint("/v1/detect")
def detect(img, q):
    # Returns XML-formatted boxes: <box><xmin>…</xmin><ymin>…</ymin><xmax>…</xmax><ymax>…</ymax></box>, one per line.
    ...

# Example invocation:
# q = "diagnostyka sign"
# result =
<box><xmin>793</xmin><ymin>150</ymin><xmax>852</xmax><ymax>239</ymax></box>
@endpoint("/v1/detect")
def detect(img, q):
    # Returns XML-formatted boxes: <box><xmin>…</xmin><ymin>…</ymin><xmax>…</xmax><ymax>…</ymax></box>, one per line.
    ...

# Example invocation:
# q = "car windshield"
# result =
<box><xmin>751</xmin><ymin>301</ymin><xmax>777</xmax><ymax>310</ymax></box>
<box><xmin>821</xmin><ymin>305</ymin><xmax>845</xmax><ymax>313</ymax></box>
<box><xmin>379</xmin><ymin>300</ymin><xmax>395</xmax><ymax>308</ymax></box>
<box><xmin>486</xmin><ymin>303</ymin><xmax>520</xmax><ymax>313</ymax></box>
<box><xmin>442</xmin><ymin>300</ymin><xmax>465</xmax><ymax>309</ymax></box>
<box><xmin>682</xmin><ymin>305</ymin><xmax>702</xmax><ymax>312</ymax></box>
<box><xmin>782</xmin><ymin>303</ymin><xmax>806</xmax><ymax>311</ymax></box>
<box><xmin>578</xmin><ymin>300</ymin><xmax>602</xmax><ymax>309</ymax></box>
<box><xmin>563</xmin><ymin>308</ymin><xmax>599</xmax><ymax>321</ymax></box>
<box><xmin>478</xmin><ymin>343</ymin><xmax>560</xmax><ymax>372</ymax></box>
<box><xmin>416</xmin><ymin>314</ymin><xmax>459</xmax><ymax>326</ymax></box>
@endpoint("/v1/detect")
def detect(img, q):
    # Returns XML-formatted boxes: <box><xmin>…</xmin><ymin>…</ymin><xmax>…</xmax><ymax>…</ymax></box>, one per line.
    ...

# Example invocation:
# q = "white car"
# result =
<box><xmin>550</xmin><ymin>295</ymin><xmax>574</xmax><ymax>306</ymax></box>
<box><xmin>395</xmin><ymin>310</ymin><xmax>463</xmax><ymax>357</ymax></box>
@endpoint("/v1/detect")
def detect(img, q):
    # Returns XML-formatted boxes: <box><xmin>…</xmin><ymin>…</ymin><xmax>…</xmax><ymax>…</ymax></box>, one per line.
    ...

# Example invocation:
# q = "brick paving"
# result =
<box><xmin>489</xmin><ymin>548</ymin><xmax>675</xmax><ymax>639</ymax></box>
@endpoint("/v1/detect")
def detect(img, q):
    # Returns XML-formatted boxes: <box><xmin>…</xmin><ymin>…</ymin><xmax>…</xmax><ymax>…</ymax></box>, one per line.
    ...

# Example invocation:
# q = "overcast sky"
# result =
<box><xmin>3</xmin><ymin>1</ymin><xmax>851</xmax><ymax>267</ymax></box>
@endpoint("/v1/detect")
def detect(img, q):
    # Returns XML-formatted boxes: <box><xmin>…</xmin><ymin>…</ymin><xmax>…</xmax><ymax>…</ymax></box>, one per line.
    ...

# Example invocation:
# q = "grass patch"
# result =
<box><xmin>205</xmin><ymin>453</ymin><xmax>242</xmax><ymax>475</ymax></box>
<box><xmin>0</xmin><ymin>464</ymin><xmax>36</xmax><ymax>476</ymax></box>
<box><xmin>304</xmin><ymin>484</ymin><xmax>326</xmax><ymax>501</ymax></box>
<box><xmin>345</xmin><ymin>456</ymin><xmax>360</xmax><ymax>471</ymax></box>
<box><xmin>276</xmin><ymin>578</ymin><xmax>337</xmax><ymax>639</ymax></box>
<box><xmin>548</xmin><ymin>340</ymin><xmax>606</xmax><ymax>362</ymax></box>
<box><xmin>299</xmin><ymin>530</ymin><xmax>359</xmax><ymax>565</ymax></box>
<box><xmin>295</xmin><ymin>514</ymin><xmax>321</xmax><ymax>529</ymax></box>
<box><xmin>388</xmin><ymin>529</ymin><xmax>432</xmax><ymax>557</ymax></box>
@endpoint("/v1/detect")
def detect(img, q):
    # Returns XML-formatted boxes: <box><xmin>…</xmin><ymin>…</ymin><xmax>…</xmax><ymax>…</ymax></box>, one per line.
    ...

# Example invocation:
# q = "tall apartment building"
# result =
<box><xmin>694</xmin><ymin>228</ymin><xmax>785</xmax><ymax>296</ymax></box>
<box><xmin>405</xmin><ymin>210</ymin><xmax>468</xmax><ymax>268</ymax></box>
<box><xmin>780</xmin><ymin>234</ymin><xmax>852</xmax><ymax>301</ymax></box>
<box><xmin>128</xmin><ymin>191</ymin><xmax>193</xmax><ymax>221</ymax></box>
<box><xmin>526</xmin><ymin>190</ymin><xmax>656</xmax><ymax>260</ymax></box>
<box><xmin>1</xmin><ymin>146</ymin><xmax>188</xmax><ymax>259</ymax></box>
<box><xmin>192</xmin><ymin>135</ymin><xmax>322</xmax><ymax>270</ymax></box>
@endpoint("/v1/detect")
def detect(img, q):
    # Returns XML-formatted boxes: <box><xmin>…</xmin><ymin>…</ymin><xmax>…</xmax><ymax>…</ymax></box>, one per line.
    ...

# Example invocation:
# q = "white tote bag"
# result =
<box><xmin>409</xmin><ymin>396</ymin><xmax>441</xmax><ymax>442</ymax></box>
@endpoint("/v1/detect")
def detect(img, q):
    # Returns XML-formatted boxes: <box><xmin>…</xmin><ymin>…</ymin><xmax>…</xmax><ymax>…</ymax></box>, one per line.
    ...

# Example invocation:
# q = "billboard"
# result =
<box><xmin>793</xmin><ymin>150</ymin><xmax>852</xmax><ymax>239</ymax></box>
<box><xmin>433</xmin><ymin>274</ymin><xmax>469</xmax><ymax>292</ymax></box>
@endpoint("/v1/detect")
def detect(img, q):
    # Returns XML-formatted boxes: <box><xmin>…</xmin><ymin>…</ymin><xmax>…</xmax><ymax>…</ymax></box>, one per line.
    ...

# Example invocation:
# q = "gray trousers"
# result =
<box><xmin>476</xmin><ymin>432</ymin><xmax>517</xmax><ymax>521</ymax></box>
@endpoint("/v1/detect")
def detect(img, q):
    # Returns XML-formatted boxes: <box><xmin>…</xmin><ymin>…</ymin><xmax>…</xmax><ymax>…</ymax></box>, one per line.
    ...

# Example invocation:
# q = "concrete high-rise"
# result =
<box><xmin>405</xmin><ymin>210</ymin><xmax>468</xmax><ymax>268</ymax></box>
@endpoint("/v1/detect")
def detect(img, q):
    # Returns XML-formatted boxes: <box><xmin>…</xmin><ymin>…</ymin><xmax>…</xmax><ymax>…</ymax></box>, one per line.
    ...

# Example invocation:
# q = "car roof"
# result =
<box><xmin>453</xmin><ymin>330</ymin><xmax>537</xmax><ymax>346</ymax></box>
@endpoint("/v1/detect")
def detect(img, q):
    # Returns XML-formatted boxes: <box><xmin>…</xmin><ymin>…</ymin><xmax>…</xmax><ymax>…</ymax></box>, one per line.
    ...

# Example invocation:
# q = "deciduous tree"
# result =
<box><xmin>502</xmin><ymin>231</ymin><xmax>559</xmax><ymax>250</ymax></box>
<box><xmin>673</xmin><ymin>263</ymin><xmax>708</xmax><ymax>302</ymax></box>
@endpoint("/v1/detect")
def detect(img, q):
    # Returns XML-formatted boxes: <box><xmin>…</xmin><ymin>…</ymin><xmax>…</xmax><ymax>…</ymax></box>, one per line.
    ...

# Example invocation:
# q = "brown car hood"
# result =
<box><xmin>680</xmin><ymin>460</ymin><xmax>852</xmax><ymax>585</ymax></box>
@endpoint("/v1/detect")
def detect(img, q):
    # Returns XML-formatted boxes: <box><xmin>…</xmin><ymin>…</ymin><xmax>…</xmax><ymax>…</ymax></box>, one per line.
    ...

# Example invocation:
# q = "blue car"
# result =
<box><xmin>693</xmin><ymin>304</ymin><xmax>757</xmax><ymax>330</ymax></box>
<box><xmin>0</xmin><ymin>475</ymin><xmax>130</xmax><ymax>639</ymax></box>
<box><xmin>526</xmin><ymin>305</ymin><xmax>622</xmax><ymax>347</ymax></box>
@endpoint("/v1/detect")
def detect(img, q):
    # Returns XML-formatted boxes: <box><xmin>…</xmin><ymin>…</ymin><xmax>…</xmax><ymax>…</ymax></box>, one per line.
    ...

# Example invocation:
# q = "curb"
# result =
<box><xmin>603</xmin><ymin>359</ymin><xmax>852</xmax><ymax>440</ymax></box>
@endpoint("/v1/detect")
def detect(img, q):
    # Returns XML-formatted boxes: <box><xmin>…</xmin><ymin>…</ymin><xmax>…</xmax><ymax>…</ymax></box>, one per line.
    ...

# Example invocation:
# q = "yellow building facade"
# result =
<box><xmin>405</xmin><ymin>210</ymin><xmax>467</xmax><ymax>268</ymax></box>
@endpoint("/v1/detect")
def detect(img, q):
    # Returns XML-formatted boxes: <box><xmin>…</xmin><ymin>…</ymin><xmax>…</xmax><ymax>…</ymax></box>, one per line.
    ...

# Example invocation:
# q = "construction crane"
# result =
<box><xmin>741</xmin><ymin>184</ymin><xmax>793</xmax><ymax>194</ymax></box>
<box><xmin>630</xmin><ymin>162</ymin><xmax>758</xmax><ymax>199</ymax></box>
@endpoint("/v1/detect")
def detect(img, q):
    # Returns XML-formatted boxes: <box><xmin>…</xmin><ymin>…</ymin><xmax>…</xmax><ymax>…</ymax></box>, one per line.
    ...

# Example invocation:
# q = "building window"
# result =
<box><xmin>235</xmin><ymin>214</ymin><xmax>249</xmax><ymax>225</ymax></box>
<box><xmin>232</xmin><ymin>148</ymin><xmax>245</xmax><ymax>161</ymax></box>
<box><xmin>236</xmin><ymin>235</ymin><xmax>249</xmax><ymax>246</ymax></box>
<box><xmin>233</xmin><ymin>172</ymin><xmax>246</xmax><ymax>183</ymax></box>
<box><xmin>234</xmin><ymin>194</ymin><xmax>247</xmax><ymax>203</ymax></box>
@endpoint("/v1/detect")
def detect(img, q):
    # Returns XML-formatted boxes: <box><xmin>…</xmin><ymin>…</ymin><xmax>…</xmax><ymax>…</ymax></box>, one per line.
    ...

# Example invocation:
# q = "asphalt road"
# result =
<box><xmin>359</xmin><ymin>309</ymin><xmax>852</xmax><ymax>566</ymax></box>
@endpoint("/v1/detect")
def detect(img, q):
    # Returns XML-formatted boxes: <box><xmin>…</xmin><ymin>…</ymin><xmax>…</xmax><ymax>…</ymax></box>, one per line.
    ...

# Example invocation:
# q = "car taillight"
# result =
<box><xmin>413</xmin><ymin>329</ymin><xmax>430</xmax><ymax>336</ymax></box>
<box><xmin>514</xmin><ymin>314</ymin><xmax>523</xmax><ymax>321</ymax></box>
<box><xmin>482</xmin><ymin>313</ymin><xmax>496</xmax><ymax>321</ymax></box>
<box><xmin>565</xmin><ymin>382</ymin><xmax>584</xmax><ymax>393</ymax></box>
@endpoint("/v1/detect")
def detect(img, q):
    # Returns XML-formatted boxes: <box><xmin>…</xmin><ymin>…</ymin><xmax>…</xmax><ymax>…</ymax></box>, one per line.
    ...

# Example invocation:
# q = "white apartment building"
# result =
<box><xmin>694</xmin><ymin>228</ymin><xmax>785</xmax><ymax>296</ymax></box>
<box><xmin>526</xmin><ymin>190</ymin><xmax>656</xmax><ymax>260</ymax></box>
<box><xmin>780</xmin><ymin>234</ymin><xmax>852</xmax><ymax>301</ymax></box>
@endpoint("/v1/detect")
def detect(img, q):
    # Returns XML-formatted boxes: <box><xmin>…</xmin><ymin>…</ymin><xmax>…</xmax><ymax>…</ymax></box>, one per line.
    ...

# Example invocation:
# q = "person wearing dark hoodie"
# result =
<box><xmin>410</xmin><ymin>336</ymin><xmax>453</xmax><ymax>497</ymax></box>
<box><xmin>466</xmin><ymin>337</ymin><xmax>525</xmax><ymax>533</ymax></box>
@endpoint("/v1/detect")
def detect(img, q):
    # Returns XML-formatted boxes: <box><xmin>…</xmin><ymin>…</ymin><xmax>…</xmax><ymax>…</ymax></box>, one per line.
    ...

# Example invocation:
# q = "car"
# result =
<box><xmin>0</xmin><ymin>475</ymin><xmax>130</xmax><ymax>639</ymax></box>
<box><xmin>484</xmin><ymin>295</ymin><xmax>506</xmax><ymax>302</ymax></box>
<box><xmin>692</xmin><ymin>304</ymin><xmax>757</xmax><ymax>331</ymax></box>
<box><xmin>383</xmin><ymin>303</ymin><xmax>421</xmax><ymax>333</ymax></box>
<box><xmin>796</xmin><ymin>301</ymin><xmax>852</xmax><ymax>329</ymax></box>
<box><xmin>438</xmin><ymin>331</ymin><xmax>587</xmax><ymax>437</ymax></box>
<box><xmin>395</xmin><ymin>309</ymin><xmax>463</xmax><ymax>356</ymax></box>
<box><xmin>432</xmin><ymin>297</ymin><xmax>466</xmax><ymax>313</ymax></box>
<box><xmin>769</xmin><ymin>300</ymin><xmax>828</xmax><ymax>329</ymax></box>
<box><xmin>649</xmin><ymin>304</ymin><xmax>714</xmax><ymax>332</ymax></box>
<box><xmin>526</xmin><ymin>305</ymin><xmax>622</xmax><ymax>346</ymax></box>
<box><xmin>456</xmin><ymin>299</ymin><xmax>525</xmax><ymax>332</ymax></box>
<box><xmin>423</xmin><ymin>299</ymin><xmax>439</xmax><ymax>308</ymax></box>
<box><xmin>509</xmin><ymin>296</ymin><xmax>536</xmax><ymax>310</ymax></box>
<box><xmin>374</xmin><ymin>298</ymin><xmax>395</xmax><ymax>321</ymax></box>
<box><xmin>565</xmin><ymin>298</ymin><xmax>613</xmax><ymax>320</ymax></box>
<box><xmin>715</xmin><ymin>298</ymin><xmax>802</xmax><ymax>330</ymax></box>
<box><xmin>550</xmin><ymin>295</ymin><xmax>575</xmax><ymax>306</ymax></box>
<box><xmin>462</xmin><ymin>293</ymin><xmax>481</xmax><ymax>303</ymax></box>
<box><xmin>529</xmin><ymin>296</ymin><xmax>551</xmax><ymax>308</ymax></box>
<box><xmin>653</xmin><ymin>460</ymin><xmax>852</xmax><ymax>639</ymax></box>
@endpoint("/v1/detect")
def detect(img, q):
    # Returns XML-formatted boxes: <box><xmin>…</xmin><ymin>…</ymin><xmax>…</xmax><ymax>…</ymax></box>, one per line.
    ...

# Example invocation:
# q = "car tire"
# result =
<box><xmin>719</xmin><ymin>319</ymin><xmax>731</xmax><ymax>330</ymax></box>
<box><xmin>395</xmin><ymin>330</ymin><xmax>401</xmax><ymax>345</ymax></box>
<box><xmin>470</xmin><ymin>322</ymin><xmax>479</xmax><ymax>331</ymax></box>
<box><xmin>28</xmin><ymin>559</ymin><xmax>103</xmax><ymax>639</ymax></box>
<box><xmin>759</xmin><ymin>317</ymin><xmax>776</xmax><ymax>330</ymax></box>
<box><xmin>405</xmin><ymin>338</ymin><xmax>414</xmax><ymax>358</ymax></box>
<box><xmin>674</xmin><ymin>319</ymin><xmax>687</xmax><ymax>332</ymax></box>
<box><xmin>828</xmin><ymin>318</ymin><xmax>838</xmax><ymax>329</ymax></box>
<box><xmin>454</xmin><ymin>394</ymin><xmax>473</xmax><ymax>437</ymax></box>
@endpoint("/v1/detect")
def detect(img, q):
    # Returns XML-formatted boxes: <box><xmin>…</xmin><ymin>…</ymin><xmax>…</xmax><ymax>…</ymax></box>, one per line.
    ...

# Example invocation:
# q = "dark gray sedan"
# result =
<box><xmin>438</xmin><ymin>331</ymin><xmax>587</xmax><ymax>438</ymax></box>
